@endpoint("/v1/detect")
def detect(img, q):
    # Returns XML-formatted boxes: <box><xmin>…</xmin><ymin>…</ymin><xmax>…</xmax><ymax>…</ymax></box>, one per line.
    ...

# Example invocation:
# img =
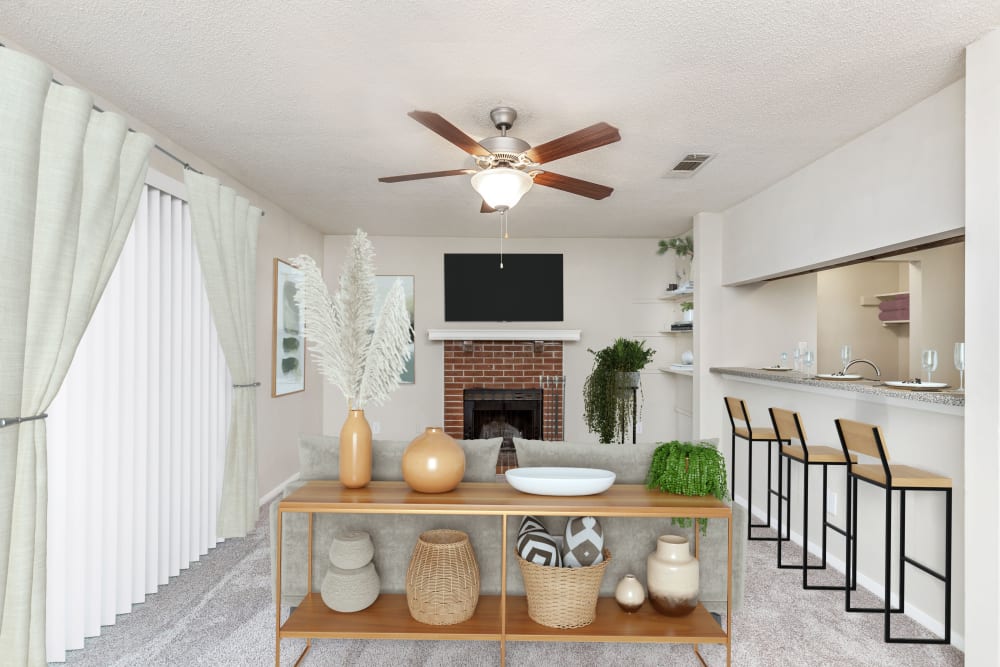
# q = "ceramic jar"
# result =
<box><xmin>321</xmin><ymin>530</ymin><xmax>379</xmax><ymax>613</ymax></box>
<box><xmin>402</xmin><ymin>427</ymin><xmax>465</xmax><ymax>493</ymax></box>
<box><xmin>614</xmin><ymin>574</ymin><xmax>646</xmax><ymax>613</ymax></box>
<box><xmin>646</xmin><ymin>535</ymin><xmax>699</xmax><ymax>616</ymax></box>
<box><xmin>339</xmin><ymin>409</ymin><xmax>372</xmax><ymax>488</ymax></box>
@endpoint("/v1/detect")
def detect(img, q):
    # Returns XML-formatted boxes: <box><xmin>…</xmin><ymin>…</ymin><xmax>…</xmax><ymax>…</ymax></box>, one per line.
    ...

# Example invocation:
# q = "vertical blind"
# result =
<box><xmin>45</xmin><ymin>184</ymin><xmax>231</xmax><ymax>662</ymax></box>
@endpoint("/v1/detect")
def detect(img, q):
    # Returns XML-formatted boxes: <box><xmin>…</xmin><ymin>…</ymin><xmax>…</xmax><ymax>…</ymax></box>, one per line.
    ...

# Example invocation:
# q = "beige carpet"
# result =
<box><xmin>59</xmin><ymin>513</ymin><xmax>963</xmax><ymax>666</ymax></box>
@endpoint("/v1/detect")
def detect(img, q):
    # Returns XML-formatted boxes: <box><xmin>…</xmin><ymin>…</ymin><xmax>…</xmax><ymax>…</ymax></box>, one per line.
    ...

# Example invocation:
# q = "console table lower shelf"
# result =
<box><xmin>275</xmin><ymin>481</ymin><xmax>731</xmax><ymax>666</ymax></box>
<box><xmin>282</xmin><ymin>593</ymin><xmax>726</xmax><ymax>644</ymax></box>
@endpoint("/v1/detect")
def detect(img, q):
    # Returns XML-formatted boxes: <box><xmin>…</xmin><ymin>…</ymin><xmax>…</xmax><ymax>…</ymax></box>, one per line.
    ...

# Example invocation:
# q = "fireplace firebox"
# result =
<box><xmin>463</xmin><ymin>388</ymin><xmax>542</xmax><ymax>472</ymax></box>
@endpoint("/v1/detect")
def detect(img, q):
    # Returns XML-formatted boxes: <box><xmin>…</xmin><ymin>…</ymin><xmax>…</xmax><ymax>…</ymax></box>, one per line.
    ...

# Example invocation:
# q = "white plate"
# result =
<box><xmin>884</xmin><ymin>381</ymin><xmax>949</xmax><ymax>391</ymax></box>
<box><xmin>759</xmin><ymin>366</ymin><xmax>793</xmax><ymax>371</ymax></box>
<box><xmin>815</xmin><ymin>374</ymin><xmax>864</xmax><ymax>380</ymax></box>
<box><xmin>504</xmin><ymin>467</ymin><xmax>616</xmax><ymax>496</ymax></box>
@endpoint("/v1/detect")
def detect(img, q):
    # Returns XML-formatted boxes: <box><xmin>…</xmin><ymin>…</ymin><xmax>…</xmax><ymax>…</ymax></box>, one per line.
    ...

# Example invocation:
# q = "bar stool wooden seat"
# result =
<box><xmin>769</xmin><ymin>408</ymin><xmax>855</xmax><ymax>588</ymax></box>
<box><xmin>835</xmin><ymin>418</ymin><xmax>952</xmax><ymax>644</ymax></box>
<box><xmin>724</xmin><ymin>397</ymin><xmax>785</xmax><ymax>541</ymax></box>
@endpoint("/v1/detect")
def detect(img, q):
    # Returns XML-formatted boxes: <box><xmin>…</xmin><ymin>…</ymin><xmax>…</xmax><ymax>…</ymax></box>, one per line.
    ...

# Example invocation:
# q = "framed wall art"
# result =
<box><xmin>272</xmin><ymin>258</ymin><xmax>306</xmax><ymax>396</ymax></box>
<box><xmin>375</xmin><ymin>275</ymin><xmax>415</xmax><ymax>383</ymax></box>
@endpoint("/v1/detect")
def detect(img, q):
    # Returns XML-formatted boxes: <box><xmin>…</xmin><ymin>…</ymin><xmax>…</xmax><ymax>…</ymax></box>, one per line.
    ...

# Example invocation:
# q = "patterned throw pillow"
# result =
<box><xmin>519</xmin><ymin>515</ymin><xmax>547</xmax><ymax>537</ymax></box>
<box><xmin>562</xmin><ymin>516</ymin><xmax>604</xmax><ymax>568</ymax></box>
<box><xmin>517</xmin><ymin>516</ymin><xmax>562</xmax><ymax>566</ymax></box>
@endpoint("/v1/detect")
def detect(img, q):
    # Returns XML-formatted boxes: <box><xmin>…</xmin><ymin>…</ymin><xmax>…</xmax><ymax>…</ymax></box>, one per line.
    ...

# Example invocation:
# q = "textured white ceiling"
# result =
<box><xmin>4</xmin><ymin>1</ymin><xmax>998</xmax><ymax>238</ymax></box>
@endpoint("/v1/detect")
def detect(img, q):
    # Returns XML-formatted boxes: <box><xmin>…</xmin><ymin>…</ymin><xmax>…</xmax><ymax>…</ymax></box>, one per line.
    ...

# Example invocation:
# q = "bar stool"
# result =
<box><xmin>834</xmin><ymin>418</ymin><xmax>952</xmax><ymax>644</ymax></box>
<box><xmin>769</xmin><ymin>407</ymin><xmax>855</xmax><ymax>588</ymax></box>
<box><xmin>724</xmin><ymin>396</ymin><xmax>784</xmax><ymax>541</ymax></box>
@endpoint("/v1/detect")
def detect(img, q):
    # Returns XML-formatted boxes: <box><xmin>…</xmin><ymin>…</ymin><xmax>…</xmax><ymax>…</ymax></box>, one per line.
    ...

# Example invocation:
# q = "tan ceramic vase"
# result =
<box><xmin>339</xmin><ymin>409</ymin><xmax>372</xmax><ymax>489</ymax></box>
<box><xmin>402</xmin><ymin>427</ymin><xmax>465</xmax><ymax>493</ymax></box>
<box><xmin>646</xmin><ymin>535</ymin><xmax>699</xmax><ymax>616</ymax></box>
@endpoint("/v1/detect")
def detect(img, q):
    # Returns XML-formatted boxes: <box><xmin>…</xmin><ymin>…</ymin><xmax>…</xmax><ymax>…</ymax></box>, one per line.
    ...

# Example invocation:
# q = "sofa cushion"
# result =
<box><xmin>512</xmin><ymin>439</ymin><xmax>663</xmax><ymax>483</ymax></box>
<box><xmin>299</xmin><ymin>434</ymin><xmax>502</xmax><ymax>482</ymax></box>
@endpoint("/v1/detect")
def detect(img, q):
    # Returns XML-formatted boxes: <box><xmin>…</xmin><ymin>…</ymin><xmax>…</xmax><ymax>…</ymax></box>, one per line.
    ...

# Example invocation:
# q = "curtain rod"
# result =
<box><xmin>0</xmin><ymin>41</ymin><xmax>265</xmax><ymax>216</ymax></box>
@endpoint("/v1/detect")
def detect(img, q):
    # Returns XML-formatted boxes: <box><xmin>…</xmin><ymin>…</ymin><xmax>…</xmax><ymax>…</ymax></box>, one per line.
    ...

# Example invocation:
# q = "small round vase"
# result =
<box><xmin>320</xmin><ymin>561</ymin><xmax>380</xmax><ymax>613</ymax></box>
<box><xmin>329</xmin><ymin>530</ymin><xmax>375</xmax><ymax>570</ymax></box>
<box><xmin>646</xmin><ymin>535</ymin><xmax>699</xmax><ymax>617</ymax></box>
<box><xmin>614</xmin><ymin>574</ymin><xmax>646</xmax><ymax>613</ymax></box>
<box><xmin>402</xmin><ymin>427</ymin><xmax>465</xmax><ymax>493</ymax></box>
<box><xmin>339</xmin><ymin>409</ymin><xmax>372</xmax><ymax>489</ymax></box>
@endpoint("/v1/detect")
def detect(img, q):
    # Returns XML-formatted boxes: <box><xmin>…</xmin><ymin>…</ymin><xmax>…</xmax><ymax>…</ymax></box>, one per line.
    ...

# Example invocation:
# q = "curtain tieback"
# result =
<box><xmin>232</xmin><ymin>382</ymin><xmax>261</xmax><ymax>389</ymax></box>
<box><xmin>0</xmin><ymin>413</ymin><xmax>49</xmax><ymax>429</ymax></box>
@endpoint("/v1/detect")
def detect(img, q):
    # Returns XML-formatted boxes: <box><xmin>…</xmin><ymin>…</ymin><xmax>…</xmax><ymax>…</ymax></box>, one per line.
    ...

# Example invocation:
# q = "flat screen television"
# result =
<box><xmin>444</xmin><ymin>253</ymin><xmax>563</xmax><ymax>322</ymax></box>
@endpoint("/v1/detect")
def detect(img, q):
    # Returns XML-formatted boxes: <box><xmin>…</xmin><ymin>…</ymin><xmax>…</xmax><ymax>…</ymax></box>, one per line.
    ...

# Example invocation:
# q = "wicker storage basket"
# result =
<box><xmin>516</xmin><ymin>549</ymin><xmax>612</xmax><ymax>628</ymax></box>
<box><xmin>405</xmin><ymin>529</ymin><xmax>480</xmax><ymax>625</ymax></box>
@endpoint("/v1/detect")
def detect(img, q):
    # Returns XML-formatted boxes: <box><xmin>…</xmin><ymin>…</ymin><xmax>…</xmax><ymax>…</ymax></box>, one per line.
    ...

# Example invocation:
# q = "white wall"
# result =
<box><xmin>321</xmin><ymin>235</ymin><xmax>685</xmax><ymax>444</ymax></box>
<box><xmin>723</xmin><ymin>80</ymin><xmax>965</xmax><ymax>285</ymax></box>
<box><xmin>963</xmin><ymin>29</ymin><xmax>1000</xmax><ymax>665</ymax></box>
<box><xmin>899</xmin><ymin>244</ymin><xmax>966</xmax><ymax>387</ymax></box>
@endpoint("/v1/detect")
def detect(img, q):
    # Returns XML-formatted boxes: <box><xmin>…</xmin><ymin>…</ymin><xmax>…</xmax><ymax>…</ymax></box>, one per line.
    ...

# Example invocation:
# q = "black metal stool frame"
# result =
<box><xmin>836</xmin><ymin>419</ymin><xmax>952</xmax><ymax>644</ymax></box>
<box><xmin>771</xmin><ymin>409</ymin><xmax>851</xmax><ymax>590</ymax></box>
<box><xmin>724</xmin><ymin>397</ymin><xmax>786</xmax><ymax>542</ymax></box>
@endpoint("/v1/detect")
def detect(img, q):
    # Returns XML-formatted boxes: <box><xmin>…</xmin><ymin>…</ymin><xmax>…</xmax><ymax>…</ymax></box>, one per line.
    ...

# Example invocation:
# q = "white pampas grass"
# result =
<box><xmin>290</xmin><ymin>229</ymin><xmax>412</xmax><ymax>408</ymax></box>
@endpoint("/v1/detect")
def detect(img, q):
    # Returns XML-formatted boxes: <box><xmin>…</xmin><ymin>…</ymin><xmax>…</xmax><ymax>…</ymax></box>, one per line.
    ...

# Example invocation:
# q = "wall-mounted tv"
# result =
<box><xmin>444</xmin><ymin>253</ymin><xmax>563</xmax><ymax>322</ymax></box>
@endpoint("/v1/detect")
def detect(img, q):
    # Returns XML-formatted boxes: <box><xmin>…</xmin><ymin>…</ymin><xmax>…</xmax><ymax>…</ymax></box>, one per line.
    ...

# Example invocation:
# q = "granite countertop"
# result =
<box><xmin>710</xmin><ymin>367</ymin><xmax>965</xmax><ymax>408</ymax></box>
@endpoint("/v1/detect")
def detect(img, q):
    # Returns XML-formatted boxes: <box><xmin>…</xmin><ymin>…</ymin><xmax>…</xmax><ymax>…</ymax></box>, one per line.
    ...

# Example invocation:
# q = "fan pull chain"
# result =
<box><xmin>499</xmin><ymin>210</ymin><xmax>505</xmax><ymax>269</ymax></box>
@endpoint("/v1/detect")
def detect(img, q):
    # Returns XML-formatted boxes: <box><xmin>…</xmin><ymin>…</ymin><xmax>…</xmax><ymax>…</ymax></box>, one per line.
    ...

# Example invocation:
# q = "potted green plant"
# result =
<box><xmin>646</xmin><ymin>440</ymin><xmax>728</xmax><ymax>532</ymax></box>
<box><xmin>656</xmin><ymin>235</ymin><xmax>694</xmax><ymax>260</ymax></box>
<box><xmin>680</xmin><ymin>300</ymin><xmax>694</xmax><ymax>322</ymax></box>
<box><xmin>583</xmin><ymin>338</ymin><xmax>656</xmax><ymax>443</ymax></box>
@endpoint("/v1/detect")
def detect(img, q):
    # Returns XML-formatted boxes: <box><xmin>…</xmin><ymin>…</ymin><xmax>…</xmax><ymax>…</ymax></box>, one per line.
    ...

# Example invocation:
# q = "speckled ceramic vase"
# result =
<box><xmin>402</xmin><ymin>427</ymin><xmax>465</xmax><ymax>493</ymax></box>
<box><xmin>614</xmin><ymin>574</ymin><xmax>646</xmax><ymax>613</ymax></box>
<box><xmin>646</xmin><ymin>535</ymin><xmax>699</xmax><ymax>617</ymax></box>
<box><xmin>339</xmin><ymin>409</ymin><xmax>372</xmax><ymax>488</ymax></box>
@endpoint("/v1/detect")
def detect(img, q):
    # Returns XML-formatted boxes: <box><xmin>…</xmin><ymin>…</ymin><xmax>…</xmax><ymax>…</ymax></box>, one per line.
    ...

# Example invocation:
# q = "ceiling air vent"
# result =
<box><xmin>665</xmin><ymin>153</ymin><xmax>715</xmax><ymax>178</ymax></box>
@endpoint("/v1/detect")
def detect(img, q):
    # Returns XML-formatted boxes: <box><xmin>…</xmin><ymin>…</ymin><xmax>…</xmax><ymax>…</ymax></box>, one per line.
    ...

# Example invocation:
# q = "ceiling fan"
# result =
<box><xmin>378</xmin><ymin>107</ymin><xmax>621</xmax><ymax>213</ymax></box>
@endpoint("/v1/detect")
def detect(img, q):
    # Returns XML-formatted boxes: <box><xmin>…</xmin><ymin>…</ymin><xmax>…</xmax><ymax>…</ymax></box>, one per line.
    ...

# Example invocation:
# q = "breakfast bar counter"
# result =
<box><xmin>708</xmin><ymin>365</ymin><xmax>964</xmax><ymax>644</ymax></box>
<box><xmin>710</xmin><ymin>367</ymin><xmax>964</xmax><ymax>415</ymax></box>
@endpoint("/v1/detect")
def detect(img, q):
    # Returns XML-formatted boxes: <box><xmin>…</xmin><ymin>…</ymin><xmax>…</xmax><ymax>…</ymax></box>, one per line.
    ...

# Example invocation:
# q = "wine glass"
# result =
<box><xmin>840</xmin><ymin>344</ymin><xmax>852</xmax><ymax>372</ymax></box>
<box><xmin>954</xmin><ymin>342</ymin><xmax>965</xmax><ymax>392</ymax></box>
<box><xmin>804</xmin><ymin>350</ymin><xmax>816</xmax><ymax>374</ymax></box>
<box><xmin>921</xmin><ymin>349</ymin><xmax>939</xmax><ymax>383</ymax></box>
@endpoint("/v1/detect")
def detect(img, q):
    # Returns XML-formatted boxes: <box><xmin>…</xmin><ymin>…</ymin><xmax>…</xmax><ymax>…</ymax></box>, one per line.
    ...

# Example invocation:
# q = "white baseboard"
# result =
<box><xmin>259</xmin><ymin>472</ymin><xmax>301</xmax><ymax>508</ymax></box>
<box><xmin>734</xmin><ymin>494</ymin><xmax>963</xmax><ymax>651</ymax></box>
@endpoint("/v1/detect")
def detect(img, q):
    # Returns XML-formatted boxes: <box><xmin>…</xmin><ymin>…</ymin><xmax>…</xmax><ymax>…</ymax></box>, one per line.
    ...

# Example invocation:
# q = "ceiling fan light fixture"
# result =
<box><xmin>471</xmin><ymin>167</ymin><xmax>533</xmax><ymax>211</ymax></box>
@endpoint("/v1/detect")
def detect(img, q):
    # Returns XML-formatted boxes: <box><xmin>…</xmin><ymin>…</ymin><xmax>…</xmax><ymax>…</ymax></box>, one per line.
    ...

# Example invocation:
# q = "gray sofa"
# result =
<box><xmin>270</xmin><ymin>435</ymin><xmax>746</xmax><ymax>614</ymax></box>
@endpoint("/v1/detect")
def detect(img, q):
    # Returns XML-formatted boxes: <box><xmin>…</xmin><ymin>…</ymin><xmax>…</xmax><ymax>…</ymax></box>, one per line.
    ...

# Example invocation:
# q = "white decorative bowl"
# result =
<box><xmin>504</xmin><ymin>467</ymin><xmax>616</xmax><ymax>496</ymax></box>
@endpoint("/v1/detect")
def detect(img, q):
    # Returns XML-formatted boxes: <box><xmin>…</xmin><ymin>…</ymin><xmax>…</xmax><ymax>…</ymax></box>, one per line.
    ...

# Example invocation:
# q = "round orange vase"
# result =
<box><xmin>339</xmin><ymin>409</ymin><xmax>372</xmax><ymax>488</ymax></box>
<box><xmin>402</xmin><ymin>427</ymin><xmax>466</xmax><ymax>493</ymax></box>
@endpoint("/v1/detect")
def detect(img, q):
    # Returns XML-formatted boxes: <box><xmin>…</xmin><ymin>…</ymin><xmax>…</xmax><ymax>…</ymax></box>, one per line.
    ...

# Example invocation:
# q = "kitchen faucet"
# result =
<box><xmin>843</xmin><ymin>358</ymin><xmax>881</xmax><ymax>377</ymax></box>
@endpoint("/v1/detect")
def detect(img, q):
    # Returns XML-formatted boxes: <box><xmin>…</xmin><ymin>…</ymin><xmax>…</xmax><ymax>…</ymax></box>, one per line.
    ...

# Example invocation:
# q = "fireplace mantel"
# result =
<box><xmin>427</xmin><ymin>329</ymin><xmax>581</xmax><ymax>341</ymax></box>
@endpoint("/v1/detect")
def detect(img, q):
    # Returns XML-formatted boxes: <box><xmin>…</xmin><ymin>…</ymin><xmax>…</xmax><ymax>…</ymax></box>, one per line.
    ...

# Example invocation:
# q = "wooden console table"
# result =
<box><xmin>276</xmin><ymin>481</ymin><xmax>732</xmax><ymax>666</ymax></box>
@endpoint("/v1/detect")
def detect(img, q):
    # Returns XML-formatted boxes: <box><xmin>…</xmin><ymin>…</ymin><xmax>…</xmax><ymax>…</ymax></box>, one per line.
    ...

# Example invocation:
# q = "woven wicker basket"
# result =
<box><xmin>405</xmin><ymin>529</ymin><xmax>480</xmax><ymax>625</ymax></box>
<box><xmin>516</xmin><ymin>549</ymin><xmax>612</xmax><ymax>628</ymax></box>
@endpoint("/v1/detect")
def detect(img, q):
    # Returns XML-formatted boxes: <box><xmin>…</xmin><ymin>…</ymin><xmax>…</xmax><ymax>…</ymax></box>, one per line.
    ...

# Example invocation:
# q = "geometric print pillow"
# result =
<box><xmin>517</xmin><ymin>516</ymin><xmax>562</xmax><ymax>567</ymax></box>
<box><xmin>562</xmin><ymin>515</ymin><xmax>604</xmax><ymax>568</ymax></box>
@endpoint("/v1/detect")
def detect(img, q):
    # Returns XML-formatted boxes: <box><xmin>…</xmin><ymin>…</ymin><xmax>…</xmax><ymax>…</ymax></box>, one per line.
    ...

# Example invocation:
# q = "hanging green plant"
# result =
<box><xmin>582</xmin><ymin>338</ymin><xmax>656</xmax><ymax>443</ymax></box>
<box><xmin>646</xmin><ymin>440</ymin><xmax>728</xmax><ymax>533</ymax></box>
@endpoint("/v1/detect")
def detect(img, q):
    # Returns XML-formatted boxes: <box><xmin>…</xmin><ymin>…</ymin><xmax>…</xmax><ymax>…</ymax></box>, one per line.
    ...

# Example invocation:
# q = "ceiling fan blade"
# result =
<box><xmin>480</xmin><ymin>201</ymin><xmax>496</xmax><ymax>214</ymax></box>
<box><xmin>408</xmin><ymin>111</ymin><xmax>492</xmax><ymax>157</ymax></box>
<box><xmin>525</xmin><ymin>122</ymin><xmax>621</xmax><ymax>164</ymax></box>
<box><xmin>533</xmin><ymin>171</ymin><xmax>614</xmax><ymax>200</ymax></box>
<box><xmin>378</xmin><ymin>169</ymin><xmax>475</xmax><ymax>183</ymax></box>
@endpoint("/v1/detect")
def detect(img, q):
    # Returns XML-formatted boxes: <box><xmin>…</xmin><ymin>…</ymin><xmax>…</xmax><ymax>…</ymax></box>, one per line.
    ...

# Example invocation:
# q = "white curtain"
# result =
<box><xmin>184</xmin><ymin>172</ymin><xmax>261</xmax><ymax>538</ymax></box>
<box><xmin>0</xmin><ymin>48</ymin><xmax>152</xmax><ymax>665</ymax></box>
<box><xmin>45</xmin><ymin>184</ymin><xmax>232</xmax><ymax>662</ymax></box>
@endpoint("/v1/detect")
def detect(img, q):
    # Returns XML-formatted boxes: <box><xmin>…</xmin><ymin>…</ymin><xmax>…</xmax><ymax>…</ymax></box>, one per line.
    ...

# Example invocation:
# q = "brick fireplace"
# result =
<box><xmin>442</xmin><ymin>340</ymin><xmax>565</xmax><ymax>470</ymax></box>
